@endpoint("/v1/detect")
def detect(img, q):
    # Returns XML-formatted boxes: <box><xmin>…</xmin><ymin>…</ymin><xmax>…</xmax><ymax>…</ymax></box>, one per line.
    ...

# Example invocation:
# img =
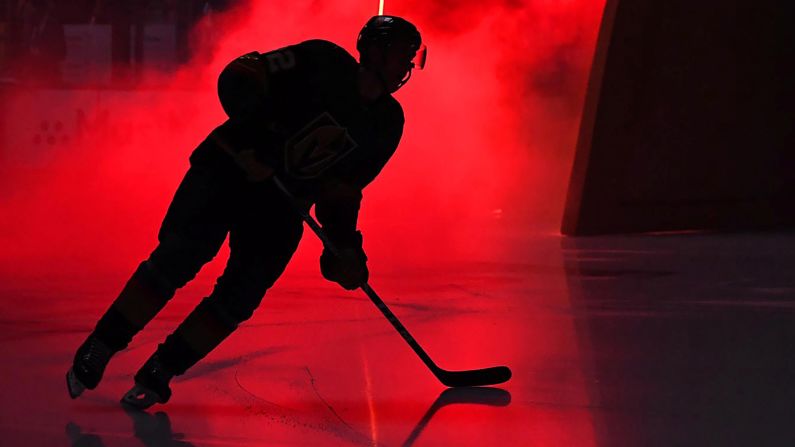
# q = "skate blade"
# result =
<box><xmin>66</xmin><ymin>369</ymin><xmax>86</xmax><ymax>399</ymax></box>
<box><xmin>120</xmin><ymin>384</ymin><xmax>163</xmax><ymax>410</ymax></box>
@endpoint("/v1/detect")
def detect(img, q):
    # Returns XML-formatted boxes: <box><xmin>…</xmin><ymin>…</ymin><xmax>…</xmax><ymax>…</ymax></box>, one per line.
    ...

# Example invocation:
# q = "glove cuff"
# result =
<box><xmin>324</xmin><ymin>229</ymin><xmax>363</xmax><ymax>252</ymax></box>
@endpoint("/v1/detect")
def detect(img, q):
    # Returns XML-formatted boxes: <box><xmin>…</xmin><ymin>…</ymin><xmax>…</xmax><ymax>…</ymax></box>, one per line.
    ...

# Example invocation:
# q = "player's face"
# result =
<box><xmin>378</xmin><ymin>41</ymin><xmax>418</xmax><ymax>92</ymax></box>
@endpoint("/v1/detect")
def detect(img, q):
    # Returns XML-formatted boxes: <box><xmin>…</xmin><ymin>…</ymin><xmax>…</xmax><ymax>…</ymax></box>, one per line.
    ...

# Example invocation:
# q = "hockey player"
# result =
<box><xmin>66</xmin><ymin>15</ymin><xmax>426</xmax><ymax>409</ymax></box>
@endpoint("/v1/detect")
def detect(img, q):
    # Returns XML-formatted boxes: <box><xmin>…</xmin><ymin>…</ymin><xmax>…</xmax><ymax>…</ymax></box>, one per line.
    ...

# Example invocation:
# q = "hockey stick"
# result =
<box><xmin>272</xmin><ymin>176</ymin><xmax>512</xmax><ymax>388</ymax></box>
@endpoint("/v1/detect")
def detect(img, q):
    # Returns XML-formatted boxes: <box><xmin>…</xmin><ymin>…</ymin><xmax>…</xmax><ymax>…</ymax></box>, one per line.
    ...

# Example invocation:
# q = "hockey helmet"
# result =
<box><xmin>357</xmin><ymin>15</ymin><xmax>426</xmax><ymax>70</ymax></box>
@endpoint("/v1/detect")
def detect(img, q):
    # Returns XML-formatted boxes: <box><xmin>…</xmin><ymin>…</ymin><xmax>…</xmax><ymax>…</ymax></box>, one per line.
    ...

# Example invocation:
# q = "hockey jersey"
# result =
<box><xmin>194</xmin><ymin>39</ymin><xmax>405</xmax><ymax>246</ymax></box>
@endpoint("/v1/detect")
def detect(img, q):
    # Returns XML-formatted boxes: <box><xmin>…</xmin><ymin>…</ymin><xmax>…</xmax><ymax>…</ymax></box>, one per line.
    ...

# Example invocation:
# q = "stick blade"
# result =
<box><xmin>437</xmin><ymin>366</ymin><xmax>512</xmax><ymax>388</ymax></box>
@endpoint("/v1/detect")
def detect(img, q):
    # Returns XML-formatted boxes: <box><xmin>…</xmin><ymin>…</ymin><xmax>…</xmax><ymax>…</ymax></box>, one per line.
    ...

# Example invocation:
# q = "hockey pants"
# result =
<box><xmin>92</xmin><ymin>152</ymin><xmax>304</xmax><ymax>376</ymax></box>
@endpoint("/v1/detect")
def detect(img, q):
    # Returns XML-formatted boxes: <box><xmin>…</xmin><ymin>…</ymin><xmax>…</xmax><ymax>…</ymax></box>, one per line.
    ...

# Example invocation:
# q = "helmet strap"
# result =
<box><xmin>395</xmin><ymin>67</ymin><xmax>413</xmax><ymax>90</ymax></box>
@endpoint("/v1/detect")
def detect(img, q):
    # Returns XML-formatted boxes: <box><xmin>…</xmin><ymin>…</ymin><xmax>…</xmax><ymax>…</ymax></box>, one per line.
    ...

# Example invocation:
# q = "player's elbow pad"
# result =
<box><xmin>217</xmin><ymin>52</ymin><xmax>273</xmax><ymax>120</ymax></box>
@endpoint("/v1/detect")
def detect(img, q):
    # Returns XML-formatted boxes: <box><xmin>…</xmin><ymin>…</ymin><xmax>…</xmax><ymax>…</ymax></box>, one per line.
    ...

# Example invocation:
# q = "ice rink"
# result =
<box><xmin>2</xmin><ymin>227</ymin><xmax>794</xmax><ymax>446</ymax></box>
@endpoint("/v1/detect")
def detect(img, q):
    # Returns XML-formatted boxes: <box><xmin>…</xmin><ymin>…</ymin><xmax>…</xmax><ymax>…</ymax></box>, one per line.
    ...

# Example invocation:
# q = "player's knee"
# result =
<box><xmin>197</xmin><ymin>296</ymin><xmax>241</xmax><ymax>330</ymax></box>
<box><xmin>228</xmin><ymin>296</ymin><xmax>263</xmax><ymax>323</ymax></box>
<box><xmin>198</xmin><ymin>294</ymin><xmax>260</xmax><ymax>329</ymax></box>
<box><xmin>222</xmin><ymin>284</ymin><xmax>266</xmax><ymax>323</ymax></box>
<box><xmin>215</xmin><ymin>282</ymin><xmax>267</xmax><ymax>324</ymax></box>
<box><xmin>134</xmin><ymin>259</ymin><xmax>177</xmax><ymax>298</ymax></box>
<box><xmin>148</xmin><ymin>233</ymin><xmax>221</xmax><ymax>290</ymax></box>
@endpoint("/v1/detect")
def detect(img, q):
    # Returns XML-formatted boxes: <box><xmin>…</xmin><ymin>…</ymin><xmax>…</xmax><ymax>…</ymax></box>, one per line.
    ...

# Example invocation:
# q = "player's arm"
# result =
<box><xmin>314</xmin><ymin>180</ymin><xmax>367</xmax><ymax>290</ymax></box>
<box><xmin>315</xmin><ymin>107</ymin><xmax>404</xmax><ymax>290</ymax></box>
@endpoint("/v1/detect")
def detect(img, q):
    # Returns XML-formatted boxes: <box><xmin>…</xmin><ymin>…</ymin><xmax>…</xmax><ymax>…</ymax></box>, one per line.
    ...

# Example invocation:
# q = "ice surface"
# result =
<box><xmin>2</xmin><ymin>228</ymin><xmax>794</xmax><ymax>446</ymax></box>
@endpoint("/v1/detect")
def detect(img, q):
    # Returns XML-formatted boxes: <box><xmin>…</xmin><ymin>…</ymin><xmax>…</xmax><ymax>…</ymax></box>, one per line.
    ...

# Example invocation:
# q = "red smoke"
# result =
<box><xmin>0</xmin><ymin>0</ymin><xmax>604</xmax><ymax>282</ymax></box>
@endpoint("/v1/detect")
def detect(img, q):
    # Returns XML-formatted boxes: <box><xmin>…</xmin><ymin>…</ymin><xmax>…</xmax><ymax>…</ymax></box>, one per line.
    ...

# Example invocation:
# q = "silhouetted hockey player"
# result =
<box><xmin>66</xmin><ymin>15</ymin><xmax>426</xmax><ymax>409</ymax></box>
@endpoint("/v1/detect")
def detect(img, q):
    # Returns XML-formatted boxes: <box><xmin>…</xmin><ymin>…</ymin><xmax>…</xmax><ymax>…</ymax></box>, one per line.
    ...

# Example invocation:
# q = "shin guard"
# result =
<box><xmin>93</xmin><ymin>261</ymin><xmax>175</xmax><ymax>352</ymax></box>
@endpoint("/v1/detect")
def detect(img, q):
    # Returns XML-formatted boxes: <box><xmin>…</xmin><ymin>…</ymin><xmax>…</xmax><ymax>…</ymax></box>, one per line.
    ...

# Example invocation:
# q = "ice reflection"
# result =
<box><xmin>64</xmin><ymin>387</ymin><xmax>511</xmax><ymax>447</ymax></box>
<box><xmin>66</xmin><ymin>408</ymin><xmax>197</xmax><ymax>447</ymax></box>
<box><xmin>402</xmin><ymin>387</ymin><xmax>511</xmax><ymax>447</ymax></box>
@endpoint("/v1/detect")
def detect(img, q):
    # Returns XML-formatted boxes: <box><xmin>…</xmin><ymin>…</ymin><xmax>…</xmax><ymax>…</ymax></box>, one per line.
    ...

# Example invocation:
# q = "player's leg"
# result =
<box><xmin>123</xmin><ymin>186</ymin><xmax>304</xmax><ymax>408</ymax></box>
<box><xmin>68</xmin><ymin>161</ymin><xmax>235</xmax><ymax>398</ymax></box>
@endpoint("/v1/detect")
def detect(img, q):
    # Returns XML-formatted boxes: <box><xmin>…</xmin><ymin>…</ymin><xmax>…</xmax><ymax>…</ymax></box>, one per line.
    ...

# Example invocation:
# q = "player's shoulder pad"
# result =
<box><xmin>296</xmin><ymin>39</ymin><xmax>358</xmax><ymax>66</ymax></box>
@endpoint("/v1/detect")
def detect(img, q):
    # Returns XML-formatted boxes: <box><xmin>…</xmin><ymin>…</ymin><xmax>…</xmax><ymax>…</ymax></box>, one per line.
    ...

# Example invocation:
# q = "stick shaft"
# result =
<box><xmin>271</xmin><ymin>176</ymin><xmax>442</xmax><ymax>375</ymax></box>
<box><xmin>359</xmin><ymin>282</ymin><xmax>440</xmax><ymax>373</ymax></box>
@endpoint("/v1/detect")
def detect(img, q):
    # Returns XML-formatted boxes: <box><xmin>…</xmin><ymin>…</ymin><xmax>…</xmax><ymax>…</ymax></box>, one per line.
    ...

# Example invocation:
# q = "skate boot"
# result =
<box><xmin>66</xmin><ymin>334</ymin><xmax>114</xmax><ymax>398</ymax></box>
<box><xmin>121</xmin><ymin>354</ymin><xmax>175</xmax><ymax>410</ymax></box>
<box><xmin>67</xmin><ymin>260</ymin><xmax>177</xmax><ymax>399</ymax></box>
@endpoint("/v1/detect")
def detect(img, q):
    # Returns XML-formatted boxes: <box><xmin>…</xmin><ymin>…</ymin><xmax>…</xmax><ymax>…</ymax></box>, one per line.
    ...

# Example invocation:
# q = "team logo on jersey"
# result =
<box><xmin>284</xmin><ymin>112</ymin><xmax>358</xmax><ymax>179</ymax></box>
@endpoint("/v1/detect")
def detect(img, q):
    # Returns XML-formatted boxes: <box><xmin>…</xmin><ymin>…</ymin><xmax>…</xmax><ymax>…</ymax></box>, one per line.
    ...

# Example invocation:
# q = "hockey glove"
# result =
<box><xmin>320</xmin><ymin>231</ymin><xmax>368</xmax><ymax>290</ymax></box>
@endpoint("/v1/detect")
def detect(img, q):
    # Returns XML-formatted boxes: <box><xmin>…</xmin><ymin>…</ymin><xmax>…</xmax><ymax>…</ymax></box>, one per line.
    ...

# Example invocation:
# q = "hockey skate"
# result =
<box><xmin>121</xmin><ymin>354</ymin><xmax>174</xmax><ymax>410</ymax></box>
<box><xmin>67</xmin><ymin>334</ymin><xmax>114</xmax><ymax>398</ymax></box>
